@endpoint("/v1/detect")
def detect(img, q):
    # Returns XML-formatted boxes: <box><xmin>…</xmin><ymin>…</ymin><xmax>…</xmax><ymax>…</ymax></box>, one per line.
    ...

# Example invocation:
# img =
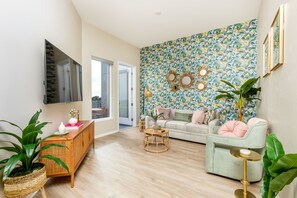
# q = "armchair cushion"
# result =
<box><xmin>218</xmin><ymin>120</ymin><xmax>248</xmax><ymax>137</ymax></box>
<box><xmin>247</xmin><ymin>117</ymin><xmax>268</xmax><ymax>128</ymax></box>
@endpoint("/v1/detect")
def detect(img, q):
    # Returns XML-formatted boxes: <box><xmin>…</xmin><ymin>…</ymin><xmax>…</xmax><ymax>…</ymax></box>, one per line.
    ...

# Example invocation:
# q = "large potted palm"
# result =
<box><xmin>0</xmin><ymin>110</ymin><xmax>69</xmax><ymax>198</ymax></box>
<box><xmin>215</xmin><ymin>77</ymin><xmax>261</xmax><ymax>121</ymax></box>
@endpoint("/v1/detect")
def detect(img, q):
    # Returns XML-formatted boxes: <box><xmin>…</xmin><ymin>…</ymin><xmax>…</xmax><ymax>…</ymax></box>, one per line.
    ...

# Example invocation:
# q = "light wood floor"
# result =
<box><xmin>35</xmin><ymin>127</ymin><xmax>261</xmax><ymax>198</ymax></box>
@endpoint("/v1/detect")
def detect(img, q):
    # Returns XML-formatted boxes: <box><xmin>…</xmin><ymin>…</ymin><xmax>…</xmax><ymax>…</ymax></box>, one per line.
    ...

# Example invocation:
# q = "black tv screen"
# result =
<box><xmin>44</xmin><ymin>40</ymin><xmax>83</xmax><ymax>104</ymax></box>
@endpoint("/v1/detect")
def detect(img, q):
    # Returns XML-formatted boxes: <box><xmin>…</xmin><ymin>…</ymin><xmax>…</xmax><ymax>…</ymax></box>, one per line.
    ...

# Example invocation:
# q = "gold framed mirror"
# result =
<box><xmin>179</xmin><ymin>72</ymin><xmax>194</xmax><ymax>90</ymax></box>
<box><xmin>166</xmin><ymin>71</ymin><xmax>178</xmax><ymax>83</ymax></box>
<box><xmin>196</xmin><ymin>81</ymin><xmax>207</xmax><ymax>91</ymax></box>
<box><xmin>197</xmin><ymin>66</ymin><xmax>209</xmax><ymax>78</ymax></box>
<box><xmin>170</xmin><ymin>83</ymin><xmax>179</xmax><ymax>92</ymax></box>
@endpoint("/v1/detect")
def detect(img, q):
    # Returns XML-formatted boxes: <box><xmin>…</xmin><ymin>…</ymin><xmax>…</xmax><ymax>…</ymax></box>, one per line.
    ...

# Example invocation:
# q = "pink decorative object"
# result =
<box><xmin>218</xmin><ymin>120</ymin><xmax>248</xmax><ymax>137</ymax></box>
<box><xmin>65</xmin><ymin>122</ymin><xmax>84</xmax><ymax>130</ymax></box>
<box><xmin>156</xmin><ymin>106</ymin><xmax>171</xmax><ymax>120</ymax></box>
<box><xmin>68</xmin><ymin>117</ymin><xmax>78</xmax><ymax>126</ymax></box>
<box><xmin>191</xmin><ymin>110</ymin><xmax>205</xmax><ymax>124</ymax></box>
<box><xmin>247</xmin><ymin>117</ymin><xmax>268</xmax><ymax>128</ymax></box>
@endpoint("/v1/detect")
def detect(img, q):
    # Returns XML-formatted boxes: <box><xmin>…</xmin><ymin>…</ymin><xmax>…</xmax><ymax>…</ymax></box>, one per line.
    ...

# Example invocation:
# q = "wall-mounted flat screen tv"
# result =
<box><xmin>44</xmin><ymin>40</ymin><xmax>83</xmax><ymax>104</ymax></box>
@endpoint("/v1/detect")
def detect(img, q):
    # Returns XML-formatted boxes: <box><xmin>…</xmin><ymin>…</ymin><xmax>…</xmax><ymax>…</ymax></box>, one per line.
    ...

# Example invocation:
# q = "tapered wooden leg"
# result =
<box><xmin>71</xmin><ymin>173</ymin><xmax>75</xmax><ymax>188</ymax></box>
<box><xmin>40</xmin><ymin>187</ymin><xmax>47</xmax><ymax>198</ymax></box>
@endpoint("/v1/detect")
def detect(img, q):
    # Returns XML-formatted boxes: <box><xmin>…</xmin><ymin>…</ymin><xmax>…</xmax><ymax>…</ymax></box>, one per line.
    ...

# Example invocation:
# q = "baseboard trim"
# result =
<box><xmin>95</xmin><ymin>130</ymin><xmax>119</xmax><ymax>139</ymax></box>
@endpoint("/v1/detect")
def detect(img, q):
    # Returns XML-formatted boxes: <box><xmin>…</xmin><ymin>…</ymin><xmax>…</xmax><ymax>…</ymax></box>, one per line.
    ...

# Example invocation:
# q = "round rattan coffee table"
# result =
<box><xmin>143</xmin><ymin>128</ymin><xmax>169</xmax><ymax>153</ymax></box>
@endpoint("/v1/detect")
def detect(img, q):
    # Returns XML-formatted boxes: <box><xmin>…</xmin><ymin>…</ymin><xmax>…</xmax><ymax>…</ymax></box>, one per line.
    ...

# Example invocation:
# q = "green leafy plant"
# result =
<box><xmin>0</xmin><ymin>110</ymin><xmax>69</xmax><ymax>181</ymax></box>
<box><xmin>262</xmin><ymin>133</ymin><xmax>297</xmax><ymax>198</ymax></box>
<box><xmin>215</xmin><ymin>77</ymin><xmax>261</xmax><ymax>121</ymax></box>
<box><xmin>150</xmin><ymin>110</ymin><xmax>164</xmax><ymax>122</ymax></box>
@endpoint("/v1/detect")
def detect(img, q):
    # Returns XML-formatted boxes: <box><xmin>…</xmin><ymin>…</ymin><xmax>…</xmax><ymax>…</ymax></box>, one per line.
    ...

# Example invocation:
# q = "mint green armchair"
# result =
<box><xmin>205</xmin><ymin>121</ymin><xmax>268</xmax><ymax>182</ymax></box>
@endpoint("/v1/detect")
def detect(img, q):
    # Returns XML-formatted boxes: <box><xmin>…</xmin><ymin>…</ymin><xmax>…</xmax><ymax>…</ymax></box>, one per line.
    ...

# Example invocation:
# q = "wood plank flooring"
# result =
<box><xmin>34</xmin><ymin>127</ymin><xmax>261</xmax><ymax>198</ymax></box>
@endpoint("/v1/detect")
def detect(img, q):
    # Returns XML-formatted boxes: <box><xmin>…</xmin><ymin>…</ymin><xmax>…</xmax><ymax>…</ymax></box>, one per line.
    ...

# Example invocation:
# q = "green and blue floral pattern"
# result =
<box><xmin>140</xmin><ymin>19</ymin><xmax>258</xmax><ymax>122</ymax></box>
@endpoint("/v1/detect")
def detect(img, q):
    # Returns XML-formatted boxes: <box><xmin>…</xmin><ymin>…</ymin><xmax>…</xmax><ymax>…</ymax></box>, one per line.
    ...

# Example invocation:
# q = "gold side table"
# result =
<box><xmin>230</xmin><ymin>148</ymin><xmax>261</xmax><ymax>198</ymax></box>
<box><xmin>143</xmin><ymin>128</ymin><xmax>169</xmax><ymax>153</ymax></box>
<box><xmin>138</xmin><ymin>119</ymin><xmax>145</xmax><ymax>132</ymax></box>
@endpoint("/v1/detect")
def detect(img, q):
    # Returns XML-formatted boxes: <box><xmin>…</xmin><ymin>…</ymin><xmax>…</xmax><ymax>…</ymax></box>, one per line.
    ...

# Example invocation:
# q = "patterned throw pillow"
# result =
<box><xmin>203</xmin><ymin>109</ymin><xmax>217</xmax><ymax>124</ymax></box>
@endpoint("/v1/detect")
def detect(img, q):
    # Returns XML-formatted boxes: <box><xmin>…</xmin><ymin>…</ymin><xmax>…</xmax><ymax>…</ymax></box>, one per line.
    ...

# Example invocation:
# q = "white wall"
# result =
<box><xmin>81</xmin><ymin>22</ymin><xmax>140</xmax><ymax>136</ymax></box>
<box><xmin>0</xmin><ymin>0</ymin><xmax>82</xmax><ymax>190</ymax></box>
<box><xmin>257</xmin><ymin>0</ymin><xmax>297</xmax><ymax>197</ymax></box>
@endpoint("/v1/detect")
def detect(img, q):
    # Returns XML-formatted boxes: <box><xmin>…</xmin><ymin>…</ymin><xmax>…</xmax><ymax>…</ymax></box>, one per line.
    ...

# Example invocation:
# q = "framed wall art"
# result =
<box><xmin>262</xmin><ymin>32</ymin><xmax>271</xmax><ymax>78</ymax></box>
<box><xmin>270</xmin><ymin>4</ymin><xmax>284</xmax><ymax>71</ymax></box>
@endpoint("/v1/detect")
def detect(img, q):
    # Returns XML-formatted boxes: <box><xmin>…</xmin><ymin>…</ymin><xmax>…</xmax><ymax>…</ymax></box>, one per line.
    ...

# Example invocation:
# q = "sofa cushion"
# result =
<box><xmin>192</xmin><ymin>110</ymin><xmax>205</xmax><ymax>124</ymax></box>
<box><xmin>173</xmin><ymin>112</ymin><xmax>193</xmax><ymax>122</ymax></box>
<box><xmin>218</xmin><ymin>120</ymin><xmax>248</xmax><ymax>137</ymax></box>
<box><xmin>156</xmin><ymin>106</ymin><xmax>171</xmax><ymax>120</ymax></box>
<box><xmin>156</xmin><ymin>120</ymin><xmax>169</xmax><ymax>128</ymax></box>
<box><xmin>165</xmin><ymin>120</ymin><xmax>188</xmax><ymax>131</ymax></box>
<box><xmin>185</xmin><ymin>123</ymin><xmax>209</xmax><ymax>134</ymax></box>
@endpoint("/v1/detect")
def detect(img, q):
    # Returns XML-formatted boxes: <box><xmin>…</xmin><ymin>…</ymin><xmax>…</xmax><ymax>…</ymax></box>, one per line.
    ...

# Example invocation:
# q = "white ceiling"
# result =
<box><xmin>72</xmin><ymin>0</ymin><xmax>261</xmax><ymax>48</ymax></box>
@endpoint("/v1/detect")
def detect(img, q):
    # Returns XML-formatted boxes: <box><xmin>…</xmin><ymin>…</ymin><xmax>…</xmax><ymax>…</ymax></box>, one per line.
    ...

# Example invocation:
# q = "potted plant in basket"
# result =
<box><xmin>215</xmin><ymin>77</ymin><xmax>261</xmax><ymax>121</ymax></box>
<box><xmin>150</xmin><ymin>110</ymin><xmax>164</xmax><ymax>130</ymax></box>
<box><xmin>0</xmin><ymin>110</ymin><xmax>69</xmax><ymax>198</ymax></box>
<box><xmin>261</xmin><ymin>133</ymin><xmax>297</xmax><ymax>198</ymax></box>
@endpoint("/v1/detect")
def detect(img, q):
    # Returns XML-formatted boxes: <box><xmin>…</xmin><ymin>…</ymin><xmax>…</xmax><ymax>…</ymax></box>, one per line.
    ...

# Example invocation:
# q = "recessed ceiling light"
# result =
<box><xmin>155</xmin><ymin>11</ymin><xmax>162</xmax><ymax>15</ymax></box>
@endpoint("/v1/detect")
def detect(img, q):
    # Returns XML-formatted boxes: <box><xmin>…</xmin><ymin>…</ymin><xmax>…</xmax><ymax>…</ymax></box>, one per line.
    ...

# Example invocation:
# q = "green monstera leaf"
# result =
<box><xmin>262</xmin><ymin>134</ymin><xmax>297</xmax><ymax>198</ymax></box>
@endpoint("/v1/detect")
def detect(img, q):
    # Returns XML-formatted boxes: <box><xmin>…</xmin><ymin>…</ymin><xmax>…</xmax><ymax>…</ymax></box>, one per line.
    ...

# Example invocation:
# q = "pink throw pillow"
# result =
<box><xmin>192</xmin><ymin>110</ymin><xmax>205</xmax><ymax>124</ymax></box>
<box><xmin>156</xmin><ymin>107</ymin><xmax>171</xmax><ymax>120</ymax></box>
<box><xmin>247</xmin><ymin>117</ymin><xmax>268</xmax><ymax>128</ymax></box>
<box><xmin>218</xmin><ymin>121</ymin><xmax>248</xmax><ymax>138</ymax></box>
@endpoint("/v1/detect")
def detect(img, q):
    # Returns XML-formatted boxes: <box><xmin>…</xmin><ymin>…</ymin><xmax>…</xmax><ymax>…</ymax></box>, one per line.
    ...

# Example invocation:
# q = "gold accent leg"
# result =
<box><xmin>234</xmin><ymin>159</ymin><xmax>256</xmax><ymax>198</ymax></box>
<box><xmin>40</xmin><ymin>187</ymin><xmax>47</xmax><ymax>198</ymax></box>
<box><xmin>71</xmin><ymin>173</ymin><xmax>75</xmax><ymax>188</ymax></box>
<box><xmin>243</xmin><ymin>159</ymin><xmax>247</xmax><ymax>197</ymax></box>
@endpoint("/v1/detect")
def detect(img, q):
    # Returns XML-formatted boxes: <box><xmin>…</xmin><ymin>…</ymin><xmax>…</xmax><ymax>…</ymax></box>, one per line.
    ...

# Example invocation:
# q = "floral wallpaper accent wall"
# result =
<box><xmin>140</xmin><ymin>19</ymin><xmax>258</xmax><ymax>122</ymax></box>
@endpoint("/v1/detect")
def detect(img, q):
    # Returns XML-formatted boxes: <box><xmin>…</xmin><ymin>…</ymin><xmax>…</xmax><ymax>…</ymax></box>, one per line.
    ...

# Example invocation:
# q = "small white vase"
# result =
<box><xmin>69</xmin><ymin>117</ymin><xmax>78</xmax><ymax>126</ymax></box>
<box><xmin>153</xmin><ymin>121</ymin><xmax>159</xmax><ymax>130</ymax></box>
<box><xmin>58</xmin><ymin>122</ymin><xmax>65</xmax><ymax>133</ymax></box>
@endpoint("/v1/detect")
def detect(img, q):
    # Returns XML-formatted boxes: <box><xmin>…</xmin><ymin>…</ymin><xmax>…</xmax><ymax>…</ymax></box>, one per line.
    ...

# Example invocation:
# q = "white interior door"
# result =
<box><xmin>119</xmin><ymin>66</ymin><xmax>132</xmax><ymax>125</ymax></box>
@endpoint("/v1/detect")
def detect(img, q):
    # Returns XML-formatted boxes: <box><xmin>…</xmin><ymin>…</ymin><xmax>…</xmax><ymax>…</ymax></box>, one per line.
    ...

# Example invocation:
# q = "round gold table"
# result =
<box><xmin>230</xmin><ymin>148</ymin><xmax>261</xmax><ymax>198</ymax></box>
<box><xmin>143</xmin><ymin>128</ymin><xmax>169</xmax><ymax>153</ymax></box>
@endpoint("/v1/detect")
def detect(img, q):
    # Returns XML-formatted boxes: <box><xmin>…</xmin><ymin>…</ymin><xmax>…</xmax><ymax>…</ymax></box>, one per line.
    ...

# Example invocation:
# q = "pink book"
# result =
<box><xmin>65</xmin><ymin>122</ymin><xmax>84</xmax><ymax>130</ymax></box>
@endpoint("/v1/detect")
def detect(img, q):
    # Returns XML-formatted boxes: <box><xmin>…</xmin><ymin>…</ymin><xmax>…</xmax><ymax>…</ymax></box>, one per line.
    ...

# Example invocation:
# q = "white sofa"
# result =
<box><xmin>145</xmin><ymin>109</ymin><xmax>219</xmax><ymax>144</ymax></box>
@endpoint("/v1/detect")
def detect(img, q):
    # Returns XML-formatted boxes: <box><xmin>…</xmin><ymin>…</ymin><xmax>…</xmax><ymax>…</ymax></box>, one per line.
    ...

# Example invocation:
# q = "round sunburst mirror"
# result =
<box><xmin>197</xmin><ymin>66</ymin><xmax>209</xmax><ymax>78</ymax></box>
<box><xmin>196</xmin><ymin>81</ymin><xmax>207</xmax><ymax>91</ymax></box>
<box><xmin>179</xmin><ymin>72</ymin><xmax>194</xmax><ymax>90</ymax></box>
<box><xmin>166</xmin><ymin>71</ymin><xmax>178</xmax><ymax>83</ymax></box>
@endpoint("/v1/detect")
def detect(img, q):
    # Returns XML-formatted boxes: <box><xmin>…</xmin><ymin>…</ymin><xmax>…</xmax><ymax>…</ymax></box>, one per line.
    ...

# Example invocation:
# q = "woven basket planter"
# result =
<box><xmin>4</xmin><ymin>163</ymin><xmax>47</xmax><ymax>198</ymax></box>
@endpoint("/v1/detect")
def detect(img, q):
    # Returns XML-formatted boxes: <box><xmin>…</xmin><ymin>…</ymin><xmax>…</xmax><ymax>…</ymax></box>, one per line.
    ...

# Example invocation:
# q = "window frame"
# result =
<box><xmin>91</xmin><ymin>56</ymin><xmax>113</xmax><ymax>120</ymax></box>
